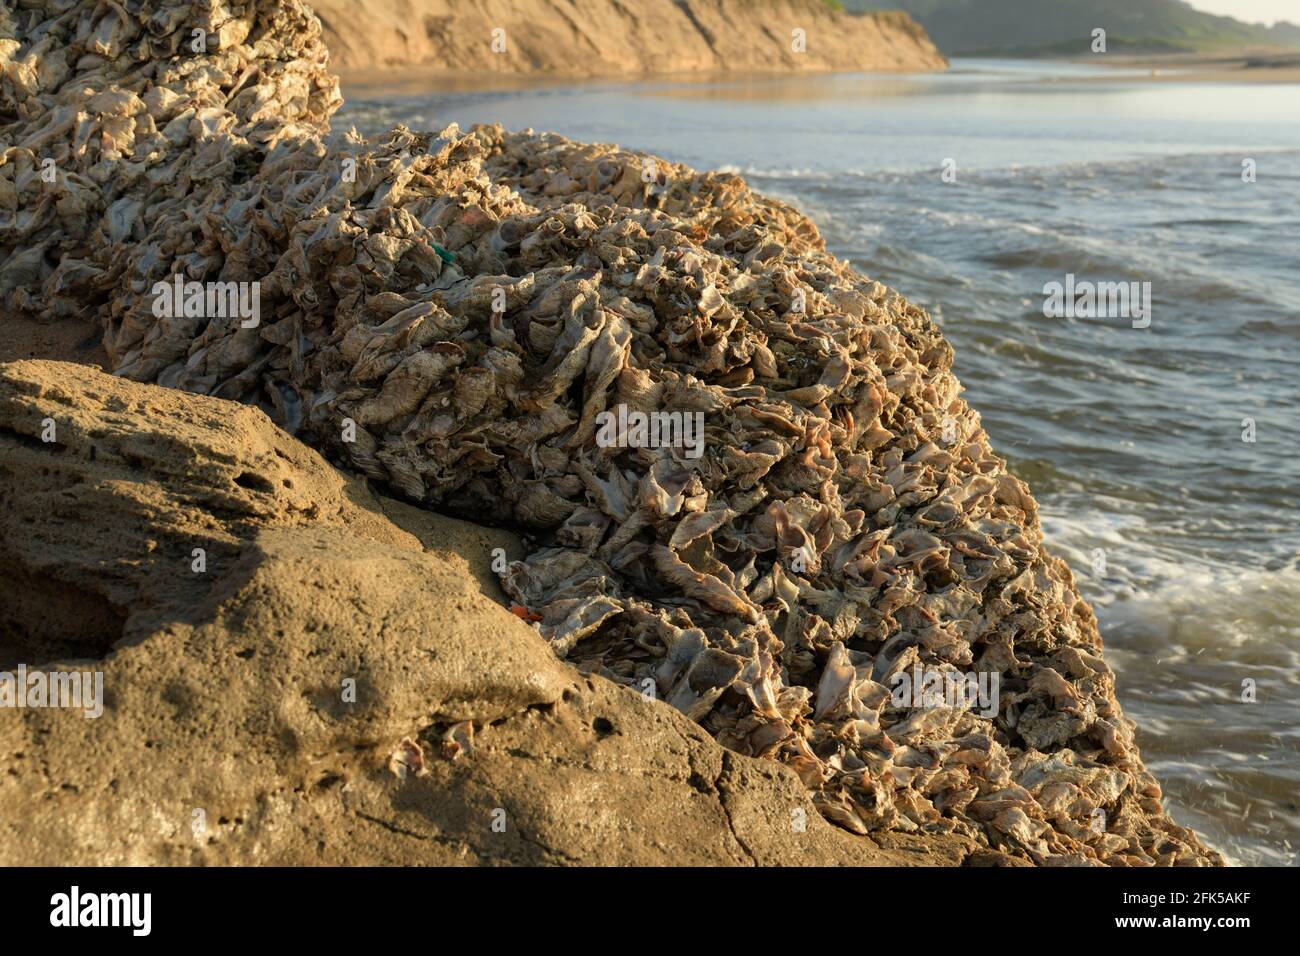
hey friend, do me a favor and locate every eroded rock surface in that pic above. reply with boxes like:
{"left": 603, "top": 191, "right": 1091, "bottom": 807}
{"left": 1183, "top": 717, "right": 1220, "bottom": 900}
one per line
{"left": 0, "top": 0, "right": 1221, "bottom": 864}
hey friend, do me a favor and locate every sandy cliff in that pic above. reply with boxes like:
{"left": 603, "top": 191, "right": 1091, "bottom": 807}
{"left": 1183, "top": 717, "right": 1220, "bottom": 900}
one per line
{"left": 309, "top": 0, "right": 947, "bottom": 75}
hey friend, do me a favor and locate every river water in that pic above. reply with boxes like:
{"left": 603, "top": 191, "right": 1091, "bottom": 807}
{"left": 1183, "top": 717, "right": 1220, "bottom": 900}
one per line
{"left": 338, "top": 60, "right": 1300, "bottom": 866}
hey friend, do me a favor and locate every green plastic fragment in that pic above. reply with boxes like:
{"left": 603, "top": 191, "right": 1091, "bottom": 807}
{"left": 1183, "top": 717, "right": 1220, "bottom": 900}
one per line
{"left": 433, "top": 243, "right": 454, "bottom": 264}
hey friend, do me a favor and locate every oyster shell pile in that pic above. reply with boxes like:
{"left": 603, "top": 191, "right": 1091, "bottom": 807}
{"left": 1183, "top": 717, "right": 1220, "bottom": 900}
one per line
{"left": 0, "top": 0, "right": 1220, "bottom": 865}
{"left": 0, "top": 0, "right": 340, "bottom": 318}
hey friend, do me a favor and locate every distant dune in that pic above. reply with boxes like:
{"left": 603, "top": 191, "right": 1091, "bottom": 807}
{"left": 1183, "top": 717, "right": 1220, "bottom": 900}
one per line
{"left": 309, "top": 0, "right": 947, "bottom": 76}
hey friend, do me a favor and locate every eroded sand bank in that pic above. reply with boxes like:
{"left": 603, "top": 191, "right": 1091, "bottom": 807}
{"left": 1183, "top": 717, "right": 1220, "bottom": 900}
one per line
{"left": 310, "top": 0, "right": 947, "bottom": 77}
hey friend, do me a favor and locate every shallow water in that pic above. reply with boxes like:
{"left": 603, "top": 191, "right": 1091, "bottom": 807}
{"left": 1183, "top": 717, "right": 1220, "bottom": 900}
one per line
{"left": 339, "top": 59, "right": 1300, "bottom": 866}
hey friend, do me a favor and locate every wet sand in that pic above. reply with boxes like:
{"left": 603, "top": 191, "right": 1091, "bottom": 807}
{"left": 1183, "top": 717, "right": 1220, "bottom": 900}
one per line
{"left": 1069, "top": 51, "right": 1300, "bottom": 84}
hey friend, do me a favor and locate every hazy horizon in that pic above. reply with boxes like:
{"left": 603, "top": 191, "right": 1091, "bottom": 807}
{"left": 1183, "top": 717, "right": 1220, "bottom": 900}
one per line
{"left": 1186, "top": 0, "right": 1300, "bottom": 26}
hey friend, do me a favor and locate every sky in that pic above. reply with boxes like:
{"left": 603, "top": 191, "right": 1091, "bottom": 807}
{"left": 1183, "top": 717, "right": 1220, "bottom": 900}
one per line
{"left": 1185, "top": 0, "right": 1300, "bottom": 24}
